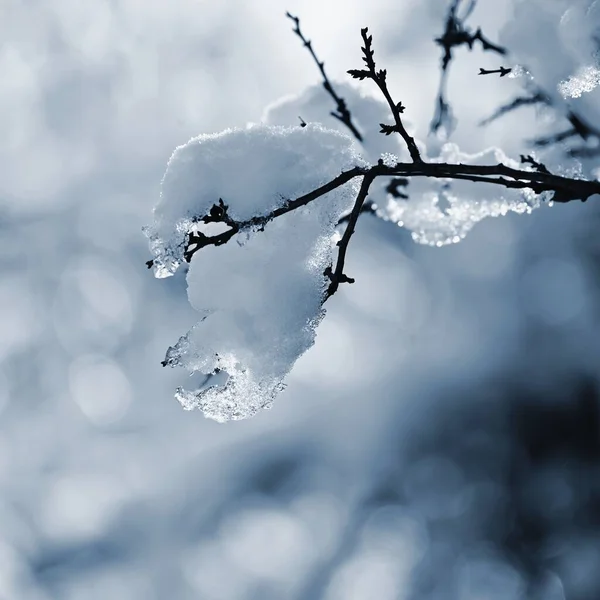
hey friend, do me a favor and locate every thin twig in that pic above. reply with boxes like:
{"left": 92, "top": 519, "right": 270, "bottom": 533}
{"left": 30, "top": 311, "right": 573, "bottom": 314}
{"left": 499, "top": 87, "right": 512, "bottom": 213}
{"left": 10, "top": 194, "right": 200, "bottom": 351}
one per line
{"left": 338, "top": 201, "right": 377, "bottom": 224}
{"left": 479, "top": 91, "right": 548, "bottom": 126}
{"left": 533, "top": 110, "right": 600, "bottom": 149}
{"left": 479, "top": 67, "right": 512, "bottom": 77}
{"left": 348, "top": 28, "right": 422, "bottom": 162}
{"left": 482, "top": 85, "right": 600, "bottom": 153}
{"left": 478, "top": 48, "right": 600, "bottom": 153}
{"left": 286, "top": 12, "right": 363, "bottom": 142}
{"left": 520, "top": 154, "right": 550, "bottom": 174}
{"left": 324, "top": 174, "right": 375, "bottom": 300}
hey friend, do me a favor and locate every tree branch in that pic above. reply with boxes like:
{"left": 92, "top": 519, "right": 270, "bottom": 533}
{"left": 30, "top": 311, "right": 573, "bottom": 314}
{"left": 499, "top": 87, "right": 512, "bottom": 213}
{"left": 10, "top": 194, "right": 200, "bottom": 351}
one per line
{"left": 338, "top": 200, "right": 378, "bottom": 224}
{"left": 149, "top": 12, "right": 600, "bottom": 303}
{"left": 348, "top": 28, "right": 422, "bottom": 162}
{"left": 324, "top": 174, "right": 375, "bottom": 300}
{"left": 286, "top": 12, "right": 363, "bottom": 142}
{"left": 479, "top": 66, "right": 512, "bottom": 77}
{"left": 165, "top": 160, "right": 600, "bottom": 269}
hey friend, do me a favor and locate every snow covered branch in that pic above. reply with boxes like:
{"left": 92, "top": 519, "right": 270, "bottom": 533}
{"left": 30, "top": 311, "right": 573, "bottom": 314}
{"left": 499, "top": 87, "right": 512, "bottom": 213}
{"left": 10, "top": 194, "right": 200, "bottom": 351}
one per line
{"left": 144, "top": 7, "right": 600, "bottom": 422}
{"left": 149, "top": 158, "right": 600, "bottom": 271}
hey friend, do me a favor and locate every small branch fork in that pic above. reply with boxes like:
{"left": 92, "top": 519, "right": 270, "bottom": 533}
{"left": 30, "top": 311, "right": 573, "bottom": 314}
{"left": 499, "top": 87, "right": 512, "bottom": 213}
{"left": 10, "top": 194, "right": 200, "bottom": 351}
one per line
{"left": 479, "top": 66, "right": 512, "bottom": 77}
{"left": 324, "top": 173, "right": 375, "bottom": 300}
{"left": 286, "top": 12, "right": 363, "bottom": 142}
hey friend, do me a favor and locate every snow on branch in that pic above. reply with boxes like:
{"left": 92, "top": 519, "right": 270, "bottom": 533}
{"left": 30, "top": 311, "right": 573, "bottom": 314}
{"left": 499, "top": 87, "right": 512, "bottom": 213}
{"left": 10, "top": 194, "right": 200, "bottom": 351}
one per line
{"left": 145, "top": 14, "right": 600, "bottom": 422}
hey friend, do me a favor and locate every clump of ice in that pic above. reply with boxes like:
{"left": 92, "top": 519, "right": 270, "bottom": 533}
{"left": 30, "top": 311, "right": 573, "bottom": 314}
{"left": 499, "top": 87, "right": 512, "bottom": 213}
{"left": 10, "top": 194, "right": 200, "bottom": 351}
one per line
{"left": 559, "top": 64, "right": 600, "bottom": 99}
{"left": 377, "top": 144, "right": 544, "bottom": 246}
{"left": 146, "top": 123, "right": 364, "bottom": 421}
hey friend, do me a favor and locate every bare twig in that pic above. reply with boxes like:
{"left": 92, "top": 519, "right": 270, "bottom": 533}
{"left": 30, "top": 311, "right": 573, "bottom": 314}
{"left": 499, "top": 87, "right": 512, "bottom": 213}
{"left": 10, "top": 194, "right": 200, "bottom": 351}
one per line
{"left": 479, "top": 91, "right": 548, "bottom": 126}
{"left": 479, "top": 66, "right": 512, "bottom": 77}
{"left": 324, "top": 174, "right": 375, "bottom": 300}
{"left": 148, "top": 15, "right": 600, "bottom": 303}
{"left": 532, "top": 110, "right": 600, "bottom": 151}
{"left": 520, "top": 154, "right": 550, "bottom": 174}
{"left": 338, "top": 201, "right": 377, "bottom": 225}
{"left": 482, "top": 85, "right": 600, "bottom": 154}
{"left": 385, "top": 177, "right": 410, "bottom": 199}
{"left": 431, "top": 0, "right": 506, "bottom": 136}
{"left": 348, "top": 28, "right": 422, "bottom": 162}
{"left": 286, "top": 12, "right": 363, "bottom": 142}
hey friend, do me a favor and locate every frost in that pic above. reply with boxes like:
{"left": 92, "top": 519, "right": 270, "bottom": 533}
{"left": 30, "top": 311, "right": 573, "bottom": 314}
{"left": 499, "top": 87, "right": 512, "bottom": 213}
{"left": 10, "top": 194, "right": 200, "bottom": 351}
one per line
{"left": 146, "top": 124, "right": 364, "bottom": 421}
{"left": 507, "top": 65, "right": 532, "bottom": 79}
{"left": 499, "top": 0, "right": 600, "bottom": 135}
{"left": 558, "top": 64, "right": 600, "bottom": 99}
{"left": 377, "top": 144, "right": 544, "bottom": 247}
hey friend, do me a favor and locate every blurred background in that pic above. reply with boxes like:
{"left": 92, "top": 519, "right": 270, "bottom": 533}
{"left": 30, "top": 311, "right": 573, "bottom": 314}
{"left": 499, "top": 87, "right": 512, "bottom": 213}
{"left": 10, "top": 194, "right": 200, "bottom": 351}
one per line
{"left": 1, "top": 0, "right": 600, "bottom": 598}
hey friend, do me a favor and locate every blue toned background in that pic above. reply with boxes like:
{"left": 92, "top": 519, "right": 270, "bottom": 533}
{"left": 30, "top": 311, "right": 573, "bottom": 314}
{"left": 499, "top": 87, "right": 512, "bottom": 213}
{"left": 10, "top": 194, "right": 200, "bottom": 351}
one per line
{"left": 2, "top": 0, "right": 600, "bottom": 598}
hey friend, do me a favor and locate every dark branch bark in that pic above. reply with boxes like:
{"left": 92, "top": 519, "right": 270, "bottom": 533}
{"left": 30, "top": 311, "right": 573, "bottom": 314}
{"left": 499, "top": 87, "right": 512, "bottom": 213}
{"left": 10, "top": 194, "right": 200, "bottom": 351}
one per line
{"left": 374, "top": 161, "right": 600, "bottom": 204}
{"left": 286, "top": 12, "right": 363, "bottom": 142}
{"left": 324, "top": 174, "right": 375, "bottom": 300}
{"left": 479, "top": 67, "right": 512, "bottom": 77}
{"left": 478, "top": 50, "right": 600, "bottom": 153}
{"left": 169, "top": 160, "right": 600, "bottom": 270}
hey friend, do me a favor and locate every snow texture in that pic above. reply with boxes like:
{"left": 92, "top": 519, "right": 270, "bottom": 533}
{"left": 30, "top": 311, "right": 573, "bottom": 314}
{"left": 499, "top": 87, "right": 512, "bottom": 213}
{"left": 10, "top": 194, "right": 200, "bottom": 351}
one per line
{"left": 146, "top": 123, "right": 362, "bottom": 278}
{"left": 377, "top": 145, "right": 545, "bottom": 247}
{"left": 559, "top": 63, "right": 600, "bottom": 99}
{"left": 262, "top": 81, "right": 420, "bottom": 210}
{"left": 146, "top": 0, "right": 600, "bottom": 421}
{"left": 262, "top": 82, "right": 539, "bottom": 247}
{"left": 146, "top": 123, "right": 364, "bottom": 421}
